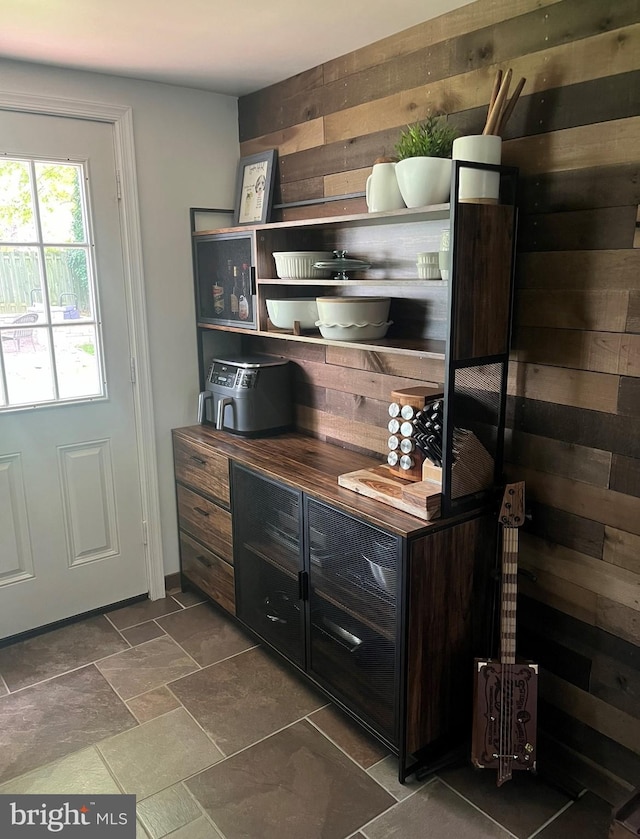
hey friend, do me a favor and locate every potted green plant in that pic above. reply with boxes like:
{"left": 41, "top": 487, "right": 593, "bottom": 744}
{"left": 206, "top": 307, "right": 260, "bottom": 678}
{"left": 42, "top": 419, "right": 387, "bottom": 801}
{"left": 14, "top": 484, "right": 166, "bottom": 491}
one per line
{"left": 394, "top": 114, "right": 458, "bottom": 208}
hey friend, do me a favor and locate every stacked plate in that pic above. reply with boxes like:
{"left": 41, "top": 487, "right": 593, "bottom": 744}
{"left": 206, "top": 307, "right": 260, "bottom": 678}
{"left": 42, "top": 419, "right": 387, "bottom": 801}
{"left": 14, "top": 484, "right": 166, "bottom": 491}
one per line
{"left": 315, "top": 297, "right": 391, "bottom": 341}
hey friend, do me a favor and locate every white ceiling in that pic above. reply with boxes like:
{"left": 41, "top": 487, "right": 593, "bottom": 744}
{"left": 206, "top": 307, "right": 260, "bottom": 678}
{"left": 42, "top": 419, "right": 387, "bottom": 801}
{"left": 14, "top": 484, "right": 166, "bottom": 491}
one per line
{"left": 0, "top": 0, "right": 474, "bottom": 97}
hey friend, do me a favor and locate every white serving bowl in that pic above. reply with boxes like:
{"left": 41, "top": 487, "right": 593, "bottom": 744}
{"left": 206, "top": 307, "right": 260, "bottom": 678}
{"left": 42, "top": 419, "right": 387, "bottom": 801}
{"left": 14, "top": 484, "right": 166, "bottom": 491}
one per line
{"left": 316, "top": 296, "right": 391, "bottom": 325}
{"left": 315, "top": 320, "right": 392, "bottom": 341}
{"left": 273, "top": 251, "right": 334, "bottom": 279}
{"left": 266, "top": 298, "right": 319, "bottom": 330}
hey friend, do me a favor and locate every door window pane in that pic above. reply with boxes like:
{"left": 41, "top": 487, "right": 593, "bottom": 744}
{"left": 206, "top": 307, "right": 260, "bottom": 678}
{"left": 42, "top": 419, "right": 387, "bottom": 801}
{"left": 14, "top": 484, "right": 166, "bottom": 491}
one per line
{"left": 4, "top": 327, "right": 54, "bottom": 405}
{"left": 0, "top": 157, "right": 105, "bottom": 411}
{"left": 35, "top": 162, "right": 87, "bottom": 244}
{"left": 0, "top": 159, "right": 37, "bottom": 242}
{"left": 53, "top": 325, "right": 102, "bottom": 400}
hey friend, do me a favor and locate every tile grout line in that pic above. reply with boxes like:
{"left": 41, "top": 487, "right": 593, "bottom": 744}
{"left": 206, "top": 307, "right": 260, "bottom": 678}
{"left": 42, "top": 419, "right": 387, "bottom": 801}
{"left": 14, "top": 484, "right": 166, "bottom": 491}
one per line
{"left": 180, "top": 778, "right": 229, "bottom": 839}
{"left": 102, "top": 612, "right": 134, "bottom": 647}
{"left": 0, "top": 671, "right": 9, "bottom": 695}
{"left": 437, "top": 777, "right": 521, "bottom": 838}
{"left": 356, "top": 775, "right": 441, "bottom": 839}
{"left": 526, "top": 798, "right": 577, "bottom": 839}
{"left": 304, "top": 716, "right": 395, "bottom": 792}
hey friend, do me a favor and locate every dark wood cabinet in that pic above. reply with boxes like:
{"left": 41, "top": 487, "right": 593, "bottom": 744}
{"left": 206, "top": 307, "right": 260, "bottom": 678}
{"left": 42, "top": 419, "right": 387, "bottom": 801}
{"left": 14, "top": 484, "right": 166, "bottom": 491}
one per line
{"left": 172, "top": 426, "right": 496, "bottom": 780}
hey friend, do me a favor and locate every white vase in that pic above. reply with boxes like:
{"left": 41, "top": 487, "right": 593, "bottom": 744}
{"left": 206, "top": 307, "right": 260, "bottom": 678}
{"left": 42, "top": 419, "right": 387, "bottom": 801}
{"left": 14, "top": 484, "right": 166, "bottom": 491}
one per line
{"left": 395, "top": 157, "right": 452, "bottom": 209}
{"left": 452, "top": 135, "right": 502, "bottom": 203}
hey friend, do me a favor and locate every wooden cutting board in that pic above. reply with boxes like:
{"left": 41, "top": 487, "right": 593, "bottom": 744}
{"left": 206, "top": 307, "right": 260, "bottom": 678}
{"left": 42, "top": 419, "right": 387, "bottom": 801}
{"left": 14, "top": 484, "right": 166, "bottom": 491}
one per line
{"left": 338, "top": 465, "right": 441, "bottom": 520}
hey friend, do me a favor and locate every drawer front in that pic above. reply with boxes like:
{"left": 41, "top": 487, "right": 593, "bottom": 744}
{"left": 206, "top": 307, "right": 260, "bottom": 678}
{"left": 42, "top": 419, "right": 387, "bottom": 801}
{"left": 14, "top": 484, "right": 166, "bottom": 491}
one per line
{"left": 180, "top": 531, "right": 235, "bottom": 614}
{"left": 177, "top": 484, "right": 233, "bottom": 563}
{"left": 174, "top": 435, "right": 230, "bottom": 506}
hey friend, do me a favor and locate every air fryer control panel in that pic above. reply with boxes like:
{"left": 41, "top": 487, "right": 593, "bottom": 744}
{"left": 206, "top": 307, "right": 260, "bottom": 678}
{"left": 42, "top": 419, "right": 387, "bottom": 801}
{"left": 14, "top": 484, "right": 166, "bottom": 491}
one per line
{"left": 207, "top": 361, "right": 257, "bottom": 390}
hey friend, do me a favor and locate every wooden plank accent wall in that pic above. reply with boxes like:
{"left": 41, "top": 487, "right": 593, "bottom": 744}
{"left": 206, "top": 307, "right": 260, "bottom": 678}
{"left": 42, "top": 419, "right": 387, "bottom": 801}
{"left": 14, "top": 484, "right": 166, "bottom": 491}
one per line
{"left": 237, "top": 0, "right": 640, "bottom": 801}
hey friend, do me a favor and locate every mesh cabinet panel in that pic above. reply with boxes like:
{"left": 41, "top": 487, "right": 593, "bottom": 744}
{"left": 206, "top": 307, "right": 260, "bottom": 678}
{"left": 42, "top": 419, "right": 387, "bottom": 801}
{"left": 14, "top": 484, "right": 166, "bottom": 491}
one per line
{"left": 232, "top": 464, "right": 305, "bottom": 666}
{"left": 449, "top": 361, "right": 503, "bottom": 502}
{"left": 306, "top": 499, "right": 400, "bottom": 740}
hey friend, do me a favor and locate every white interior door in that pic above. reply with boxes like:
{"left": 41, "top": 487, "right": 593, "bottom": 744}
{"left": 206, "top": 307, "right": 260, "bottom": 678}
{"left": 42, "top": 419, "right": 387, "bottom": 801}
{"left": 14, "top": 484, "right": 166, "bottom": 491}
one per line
{"left": 0, "top": 110, "right": 148, "bottom": 639}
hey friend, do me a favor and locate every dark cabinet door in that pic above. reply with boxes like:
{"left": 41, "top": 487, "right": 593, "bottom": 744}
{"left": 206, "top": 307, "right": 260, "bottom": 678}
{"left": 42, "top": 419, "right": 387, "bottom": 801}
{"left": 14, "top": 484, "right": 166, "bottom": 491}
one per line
{"left": 232, "top": 464, "right": 305, "bottom": 666}
{"left": 306, "top": 498, "right": 401, "bottom": 742}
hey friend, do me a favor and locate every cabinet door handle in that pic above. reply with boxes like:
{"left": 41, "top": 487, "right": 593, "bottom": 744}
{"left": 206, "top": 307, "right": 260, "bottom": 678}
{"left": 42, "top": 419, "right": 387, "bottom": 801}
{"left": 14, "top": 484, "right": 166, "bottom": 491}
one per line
{"left": 190, "top": 455, "right": 207, "bottom": 465}
{"left": 194, "top": 506, "right": 210, "bottom": 517}
{"left": 298, "top": 570, "right": 309, "bottom": 601}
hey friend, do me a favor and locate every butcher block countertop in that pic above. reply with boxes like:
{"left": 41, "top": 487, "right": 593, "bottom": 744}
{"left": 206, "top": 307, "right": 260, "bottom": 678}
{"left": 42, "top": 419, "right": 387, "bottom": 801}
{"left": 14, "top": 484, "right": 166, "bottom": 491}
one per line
{"left": 172, "top": 425, "right": 481, "bottom": 539}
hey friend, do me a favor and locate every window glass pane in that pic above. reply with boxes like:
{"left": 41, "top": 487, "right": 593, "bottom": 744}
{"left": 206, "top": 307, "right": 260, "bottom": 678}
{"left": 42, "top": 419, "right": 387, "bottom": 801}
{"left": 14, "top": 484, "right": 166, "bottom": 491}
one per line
{"left": 0, "top": 159, "right": 37, "bottom": 242}
{"left": 0, "top": 246, "right": 44, "bottom": 319}
{"left": 44, "top": 246, "right": 94, "bottom": 321}
{"left": 35, "top": 162, "right": 86, "bottom": 244}
{"left": 53, "top": 325, "right": 102, "bottom": 400}
{"left": 4, "top": 326, "right": 55, "bottom": 405}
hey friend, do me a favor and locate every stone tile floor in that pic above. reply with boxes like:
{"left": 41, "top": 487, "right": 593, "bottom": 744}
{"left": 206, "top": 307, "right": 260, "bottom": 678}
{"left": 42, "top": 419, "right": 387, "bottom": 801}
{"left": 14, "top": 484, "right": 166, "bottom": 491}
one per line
{"left": 0, "top": 592, "right": 615, "bottom": 839}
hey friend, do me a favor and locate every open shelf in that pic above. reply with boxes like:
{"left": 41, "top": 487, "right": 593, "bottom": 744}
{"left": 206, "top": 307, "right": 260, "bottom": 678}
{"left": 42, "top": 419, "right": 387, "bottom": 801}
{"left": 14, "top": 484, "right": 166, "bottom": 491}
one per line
{"left": 257, "top": 278, "right": 448, "bottom": 288}
{"left": 196, "top": 321, "right": 446, "bottom": 358}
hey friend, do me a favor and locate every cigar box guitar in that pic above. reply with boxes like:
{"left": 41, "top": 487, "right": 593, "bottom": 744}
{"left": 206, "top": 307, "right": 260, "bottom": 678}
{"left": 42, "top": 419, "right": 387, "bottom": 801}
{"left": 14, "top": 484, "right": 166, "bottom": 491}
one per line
{"left": 471, "top": 482, "right": 538, "bottom": 786}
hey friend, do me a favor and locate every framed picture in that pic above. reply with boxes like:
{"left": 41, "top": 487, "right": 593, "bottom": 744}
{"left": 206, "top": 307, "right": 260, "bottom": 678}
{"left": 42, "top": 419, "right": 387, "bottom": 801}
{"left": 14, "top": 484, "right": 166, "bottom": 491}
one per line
{"left": 233, "top": 150, "right": 277, "bottom": 226}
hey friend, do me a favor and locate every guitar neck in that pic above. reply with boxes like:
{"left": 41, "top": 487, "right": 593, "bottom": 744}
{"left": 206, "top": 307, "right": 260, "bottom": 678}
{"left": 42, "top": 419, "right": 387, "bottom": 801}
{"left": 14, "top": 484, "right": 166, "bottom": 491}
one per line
{"left": 500, "top": 526, "right": 519, "bottom": 665}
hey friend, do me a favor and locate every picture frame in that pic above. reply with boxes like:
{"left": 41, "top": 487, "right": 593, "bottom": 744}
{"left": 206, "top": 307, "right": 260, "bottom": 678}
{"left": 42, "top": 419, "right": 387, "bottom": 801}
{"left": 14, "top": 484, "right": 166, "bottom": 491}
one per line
{"left": 233, "top": 149, "right": 277, "bottom": 226}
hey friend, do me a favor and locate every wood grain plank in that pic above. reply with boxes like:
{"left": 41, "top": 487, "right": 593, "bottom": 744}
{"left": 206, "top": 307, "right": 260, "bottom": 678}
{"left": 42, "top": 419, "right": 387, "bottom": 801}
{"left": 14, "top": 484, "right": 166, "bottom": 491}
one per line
{"left": 324, "top": 26, "right": 640, "bottom": 144}
{"left": 294, "top": 357, "right": 435, "bottom": 403}
{"left": 598, "top": 596, "right": 640, "bottom": 647}
{"left": 618, "top": 376, "right": 640, "bottom": 417}
{"left": 517, "top": 250, "right": 640, "bottom": 290}
{"left": 508, "top": 396, "right": 640, "bottom": 459}
{"left": 541, "top": 671, "right": 640, "bottom": 755}
{"left": 511, "top": 327, "right": 622, "bottom": 375}
{"left": 238, "top": 66, "right": 324, "bottom": 142}
{"left": 514, "top": 466, "right": 640, "bottom": 537}
{"left": 603, "top": 526, "right": 640, "bottom": 575}
{"left": 280, "top": 176, "right": 324, "bottom": 205}
{"left": 518, "top": 206, "right": 638, "bottom": 252}
{"left": 520, "top": 501, "right": 604, "bottom": 559}
{"left": 520, "top": 533, "right": 640, "bottom": 614}
{"left": 296, "top": 404, "right": 387, "bottom": 456}
{"left": 515, "top": 290, "right": 630, "bottom": 332}
{"left": 610, "top": 454, "right": 640, "bottom": 498}
{"left": 279, "top": 198, "right": 367, "bottom": 222}
{"left": 590, "top": 654, "right": 640, "bottom": 719}
{"left": 322, "top": 0, "right": 563, "bottom": 83}
{"left": 519, "top": 162, "right": 640, "bottom": 214}
{"left": 324, "top": 389, "right": 389, "bottom": 427}
{"left": 626, "top": 290, "right": 640, "bottom": 333}
{"left": 508, "top": 362, "right": 620, "bottom": 413}
{"left": 325, "top": 345, "right": 446, "bottom": 383}
{"left": 321, "top": 0, "right": 640, "bottom": 118}
{"left": 240, "top": 118, "right": 324, "bottom": 158}
{"left": 506, "top": 429, "right": 611, "bottom": 487}
{"left": 518, "top": 567, "right": 598, "bottom": 626}
{"left": 502, "top": 116, "right": 640, "bottom": 176}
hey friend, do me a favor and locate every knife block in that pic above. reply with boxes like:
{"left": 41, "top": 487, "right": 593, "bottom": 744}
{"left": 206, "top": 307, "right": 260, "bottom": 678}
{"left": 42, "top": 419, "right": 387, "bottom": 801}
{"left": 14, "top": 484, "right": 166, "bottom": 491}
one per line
{"left": 421, "top": 429, "right": 494, "bottom": 494}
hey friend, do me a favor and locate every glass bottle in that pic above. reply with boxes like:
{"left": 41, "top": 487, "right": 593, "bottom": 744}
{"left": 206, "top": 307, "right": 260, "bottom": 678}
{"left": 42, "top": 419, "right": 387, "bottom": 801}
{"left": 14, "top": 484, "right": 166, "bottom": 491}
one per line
{"left": 239, "top": 263, "right": 250, "bottom": 321}
{"left": 230, "top": 266, "right": 240, "bottom": 317}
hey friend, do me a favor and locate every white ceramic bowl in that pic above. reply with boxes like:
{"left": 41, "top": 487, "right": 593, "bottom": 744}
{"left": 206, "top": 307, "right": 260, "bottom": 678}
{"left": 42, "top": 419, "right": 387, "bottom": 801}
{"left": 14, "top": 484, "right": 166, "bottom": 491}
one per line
{"left": 315, "top": 320, "right": 392, "bottom": 341}
{"left": 266, "top": 298, "right": 319, "bottom": 330}
{"left": 316, "top": 296, "right": 391, "bottom": 325}
{"left": 273, "top": 251, "right": 334, "bottom": 279}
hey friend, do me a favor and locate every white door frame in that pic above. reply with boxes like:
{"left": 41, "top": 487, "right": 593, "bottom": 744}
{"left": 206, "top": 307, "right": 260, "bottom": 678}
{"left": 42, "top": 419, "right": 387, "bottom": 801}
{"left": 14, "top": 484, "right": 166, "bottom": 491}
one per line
{"left": 0, "top": 90, "right": 165, "bottom": 601}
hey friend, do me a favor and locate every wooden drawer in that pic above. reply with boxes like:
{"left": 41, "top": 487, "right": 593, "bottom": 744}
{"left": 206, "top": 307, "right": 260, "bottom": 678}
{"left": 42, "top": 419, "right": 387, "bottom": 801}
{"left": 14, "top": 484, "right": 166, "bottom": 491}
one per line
{"left": 177, "top": 484, "right": 233, "bottom": 563}
{"left": 174, "top": 435, "right": 230, "bottom": 506}
{"left": 180, "top": 531, "right": 235, "bottom": 614}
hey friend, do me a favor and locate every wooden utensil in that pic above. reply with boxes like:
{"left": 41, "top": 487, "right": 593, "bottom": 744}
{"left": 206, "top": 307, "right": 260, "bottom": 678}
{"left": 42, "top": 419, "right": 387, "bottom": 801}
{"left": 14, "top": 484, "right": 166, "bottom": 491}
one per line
{"left": 496, "top": 76, "right": 526, "bottom": 136}
{"left": 483, "top": 68, "right": 512, "bottom": 136}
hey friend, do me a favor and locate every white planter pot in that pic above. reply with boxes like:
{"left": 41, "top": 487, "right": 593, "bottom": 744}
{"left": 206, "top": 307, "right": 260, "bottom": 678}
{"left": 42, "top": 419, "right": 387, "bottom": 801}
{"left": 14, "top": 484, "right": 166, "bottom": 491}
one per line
{"left": 395, "top": 157, "right": 452, "bottom": 209}
{"left": 452, "top": 134, "right": 502, "bottom": 203}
